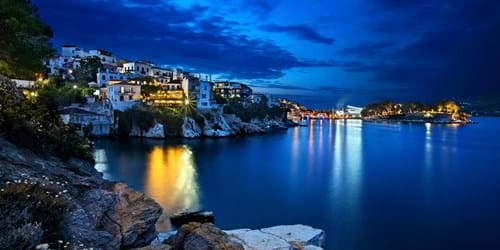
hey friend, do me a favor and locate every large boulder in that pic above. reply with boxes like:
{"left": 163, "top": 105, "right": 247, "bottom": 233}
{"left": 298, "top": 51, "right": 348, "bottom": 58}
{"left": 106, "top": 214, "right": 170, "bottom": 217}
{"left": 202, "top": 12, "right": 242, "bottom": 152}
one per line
{"left": 165, "top": 223, "right": 244, "bottom": 250}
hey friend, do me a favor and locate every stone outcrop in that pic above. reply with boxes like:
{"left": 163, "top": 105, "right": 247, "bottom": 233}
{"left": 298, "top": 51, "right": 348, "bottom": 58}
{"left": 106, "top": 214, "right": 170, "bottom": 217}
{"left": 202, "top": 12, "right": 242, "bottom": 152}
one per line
{"left": 225, "top": 225, "right": 326, "bottom": 250}
{"left": 181, "top": 117, "right": 202, "bottom": 138}
{"left": 202, "top": 113, "right": 235, "bottom": 137}
{"left": 223, "top": 115, "right": 268, "bottom": 134}
{"left": 130, "top": 123, "right": 166, "bottom": 138}
{"left": 164, "top": 223, "right": 244, "bottom": 250}
{"left": 0, "top": 138, "right": 162, "bottom": 249}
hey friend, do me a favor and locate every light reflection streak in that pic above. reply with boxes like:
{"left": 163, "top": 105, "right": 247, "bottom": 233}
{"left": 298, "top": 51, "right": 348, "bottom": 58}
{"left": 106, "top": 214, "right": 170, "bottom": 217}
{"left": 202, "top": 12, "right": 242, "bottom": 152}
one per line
{"left": 93, "top": 149, "right": 110, "bottom": 179}
{"left": 331, "top": 119, "right": 363, "bottom": 228}
{"left": 145, "top": 145, "right": 199, "bottom": 231}
{"left": 291, "top": 127, "right": 300, "bottom": 173}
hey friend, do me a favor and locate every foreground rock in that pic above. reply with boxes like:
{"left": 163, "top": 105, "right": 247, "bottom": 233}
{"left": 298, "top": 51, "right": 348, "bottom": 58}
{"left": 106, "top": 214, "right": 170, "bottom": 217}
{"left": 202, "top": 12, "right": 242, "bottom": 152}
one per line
{"left": 164, "top": 223, "right": 244, "bottom": 250}
{"left": 226, "top": 225, "right": 326, "bottom": 250}
{"left": 170, "top": 210, "right": 215, "bottom": 227}
{"left": 161, "top": 223, "right": 325, "bottom": 250}
{"left": 0, "top": 138, "right": 162, "bottom": 249}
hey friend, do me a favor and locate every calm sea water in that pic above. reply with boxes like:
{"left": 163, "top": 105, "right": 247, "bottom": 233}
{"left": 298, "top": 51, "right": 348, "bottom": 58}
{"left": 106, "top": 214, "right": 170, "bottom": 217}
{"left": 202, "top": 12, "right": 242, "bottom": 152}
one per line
{"left": 94, "top": 118, "right": 500, "bottom": 250}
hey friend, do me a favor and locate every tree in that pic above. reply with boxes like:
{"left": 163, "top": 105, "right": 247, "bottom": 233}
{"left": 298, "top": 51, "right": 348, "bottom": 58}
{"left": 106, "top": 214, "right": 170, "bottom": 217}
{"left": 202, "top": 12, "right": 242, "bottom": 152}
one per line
{"left": 73, "top": 57, "right": 102, "bottom": 84}
{"left": 0, "top": 0, "right": 54, "bottom": 79}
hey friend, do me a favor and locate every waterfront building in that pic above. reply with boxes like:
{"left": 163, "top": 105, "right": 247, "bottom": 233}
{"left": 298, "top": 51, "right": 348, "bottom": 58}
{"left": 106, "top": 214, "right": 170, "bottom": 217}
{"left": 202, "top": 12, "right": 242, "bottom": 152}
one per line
{"left": 213, "top": 81, "right": 252, "bottom": 99}
{"left": 106, "top": 81, "right": 142, "bottom": 111}
{"left": 197, "top": 80, "right": 214, "bottom": 109}
{"left": 182, "top": 77, "right": 215, "bottom": 109}
{"left": 147, "top": 90, "right": 185, "bottom": 106}
{"left": 59, "top": 100, "right": 114, "bottom": 136}
{"left": 164, "top": 80, "right": 183, "bottom": 90}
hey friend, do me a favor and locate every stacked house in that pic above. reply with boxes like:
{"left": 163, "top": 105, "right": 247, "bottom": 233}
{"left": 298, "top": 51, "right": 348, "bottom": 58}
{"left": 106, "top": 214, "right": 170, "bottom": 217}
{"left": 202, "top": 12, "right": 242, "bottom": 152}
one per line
{"left": 213, "top": 81, "right": 252, "bottom": 100}
{"left": 59, "top": 99, "right": 114, "bottom": 136}
{"left": 45, "top": 45, "right": 255, "bottom": 112}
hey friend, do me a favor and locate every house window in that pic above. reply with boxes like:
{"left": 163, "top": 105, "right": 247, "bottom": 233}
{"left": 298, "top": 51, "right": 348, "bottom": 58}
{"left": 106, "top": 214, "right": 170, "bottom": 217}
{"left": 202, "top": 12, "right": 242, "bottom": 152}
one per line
{"left": 129, "top": 95, "right": 133, "bottom": 100}
{"left": 201, "top": 94, "right": 206, "bottom": 99}
{"left": 102, "top": 75, "right": 106, "bottom": 80}
{"left": 120, "top": 96, "right": 124, "bottom": 101}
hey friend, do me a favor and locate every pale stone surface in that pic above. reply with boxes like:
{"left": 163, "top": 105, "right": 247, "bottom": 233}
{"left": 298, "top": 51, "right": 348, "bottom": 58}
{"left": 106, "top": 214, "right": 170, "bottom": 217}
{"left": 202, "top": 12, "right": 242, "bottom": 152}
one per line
{"left": 130, "top": 123, "right": 165, "bottom": 138}
{"left": 181, "top": 117, "right": 202, "bottom": 138}
{"left": 225, "top": 225, "right": 325, "bottom": 250}
{"left": 261, "top": 225, "right": 326, "bottom": 247}
{"left": 226, "top": 229, "right": 291, "bottom": 250}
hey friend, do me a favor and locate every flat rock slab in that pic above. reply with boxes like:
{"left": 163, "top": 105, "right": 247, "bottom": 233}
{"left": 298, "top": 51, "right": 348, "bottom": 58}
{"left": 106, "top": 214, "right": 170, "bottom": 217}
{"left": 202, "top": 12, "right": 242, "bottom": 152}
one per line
{"left": 225, "top": 225, "right": 325, "bottom": 250}
{"left": 261, "top": 225, "right": 326, "bottom": 247}
{"left": 226, "top": 229, "right": 291, "bottom": 250}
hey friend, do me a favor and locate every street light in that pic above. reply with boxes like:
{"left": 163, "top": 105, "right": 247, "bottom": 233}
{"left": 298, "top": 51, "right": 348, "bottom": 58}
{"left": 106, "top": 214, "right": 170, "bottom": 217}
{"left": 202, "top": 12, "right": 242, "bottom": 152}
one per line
{"left": 73, "top": 85, "right": 78, "bottom": 89}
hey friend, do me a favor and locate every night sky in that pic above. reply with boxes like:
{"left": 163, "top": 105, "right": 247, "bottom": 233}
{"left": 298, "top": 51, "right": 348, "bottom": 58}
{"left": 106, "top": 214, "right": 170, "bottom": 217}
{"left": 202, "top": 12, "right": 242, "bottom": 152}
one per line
{"left": 33, "top": 0, "right": 500, "bottom": 108}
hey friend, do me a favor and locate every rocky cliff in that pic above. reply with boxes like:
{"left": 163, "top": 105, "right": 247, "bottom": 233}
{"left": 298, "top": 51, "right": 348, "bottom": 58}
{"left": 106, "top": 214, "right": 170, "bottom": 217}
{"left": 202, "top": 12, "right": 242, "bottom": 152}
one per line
{"left": 180, "top": 112, "right": 285, "bottom": 139}
{"left": 0, "top": 138, "right": 162, "bottom": 249}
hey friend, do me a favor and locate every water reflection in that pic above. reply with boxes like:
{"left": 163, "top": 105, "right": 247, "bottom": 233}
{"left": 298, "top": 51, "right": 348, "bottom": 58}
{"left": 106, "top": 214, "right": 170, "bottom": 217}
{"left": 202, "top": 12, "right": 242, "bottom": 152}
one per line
{"left": 93, "top": 149, "right": 110, "bottom": 179}
{"left": 331, "top": 120, "right": 363, "bottom": 229}
{"left": 145, "top": 145, "right": 199, "bottom": 231}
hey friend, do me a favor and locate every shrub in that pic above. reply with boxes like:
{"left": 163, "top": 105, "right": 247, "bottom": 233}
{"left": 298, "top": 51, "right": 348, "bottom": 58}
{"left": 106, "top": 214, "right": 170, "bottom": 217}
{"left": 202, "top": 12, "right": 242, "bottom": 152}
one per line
{"left": 0, "top": 75, "right": 93, "bottom": 161}
{"left": 0, "top": 183, "right": 71, "bottom": 249}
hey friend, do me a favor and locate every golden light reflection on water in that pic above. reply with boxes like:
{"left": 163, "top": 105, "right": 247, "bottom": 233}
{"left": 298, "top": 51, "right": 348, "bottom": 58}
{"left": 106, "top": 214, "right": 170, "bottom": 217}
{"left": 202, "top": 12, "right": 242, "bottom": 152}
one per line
{"left": 145, "top": 145, "right": 199, "bottom": 231}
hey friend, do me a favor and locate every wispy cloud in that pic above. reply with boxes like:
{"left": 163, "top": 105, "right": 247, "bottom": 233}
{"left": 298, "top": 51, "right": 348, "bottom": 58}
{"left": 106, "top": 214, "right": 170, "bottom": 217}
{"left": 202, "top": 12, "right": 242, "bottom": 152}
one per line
{"left": 260, "top": 23, "right": 335, "bottom": 45}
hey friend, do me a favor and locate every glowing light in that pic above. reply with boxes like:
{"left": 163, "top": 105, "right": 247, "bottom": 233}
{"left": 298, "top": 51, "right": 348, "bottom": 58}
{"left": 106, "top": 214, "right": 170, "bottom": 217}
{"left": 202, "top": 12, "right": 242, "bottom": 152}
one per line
{"left": 145, "top": 146, "right": 199, "bottom": 231}
{"left": 185, "top": 99, "right": 190, "bottom": 105}
{"left": 73, "top": 85, "right": 78, "bottom": 89}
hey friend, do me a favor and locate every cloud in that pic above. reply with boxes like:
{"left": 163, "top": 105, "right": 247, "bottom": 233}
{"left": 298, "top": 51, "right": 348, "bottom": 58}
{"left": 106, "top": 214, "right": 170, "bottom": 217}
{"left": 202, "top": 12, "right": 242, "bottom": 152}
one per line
{"left": 260, "top": 23, "right": 335, "bottom": 45}
{"left": 335, "top": 0, "right": 500, "bottom": 99}
{"left": 338, "top": 41, "right": 393, "bottom": 57}
{"left": 32, "top": 0, "right": 331, "bottom": 79}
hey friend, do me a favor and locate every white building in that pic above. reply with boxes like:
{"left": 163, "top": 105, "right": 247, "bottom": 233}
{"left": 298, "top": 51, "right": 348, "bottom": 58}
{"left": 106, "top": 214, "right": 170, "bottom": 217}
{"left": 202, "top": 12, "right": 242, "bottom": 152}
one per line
{"left": 89, "top": 49, "right": 116, "bottom": 66}
{"left": 59, "top": 101, "right": 114, "bottom": 136}
{"left": 61, "top": 45, "right": 89, "bottom": 58}
{"left": 197, "top": 80, "right": 214, "bottom": 109}
{"left": 249, "top": 93, "right": 279, "bottom": 107}
{"left": 11, "top": 79, "right": 36, "bottom": 89}
{"left": 47, "top": 45, "right": 116, "bottom": 77}
{"left": 122, "top": 61, "right": 153, "bottom": 76}
{"left": 106, "top": 81, "right": 142, "bottom": 111}
{"left": 97, "top": 65, "right": 127, "bottom": 87}
{"left": 181, "top": 77, "right": 214, "bottom": 109}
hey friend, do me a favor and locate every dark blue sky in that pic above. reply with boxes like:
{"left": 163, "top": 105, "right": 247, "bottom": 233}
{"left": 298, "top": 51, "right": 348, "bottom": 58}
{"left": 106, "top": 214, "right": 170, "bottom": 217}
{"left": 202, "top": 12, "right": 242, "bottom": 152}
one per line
{"left": 33, "top": 0, "right": 500, "bottom": 108}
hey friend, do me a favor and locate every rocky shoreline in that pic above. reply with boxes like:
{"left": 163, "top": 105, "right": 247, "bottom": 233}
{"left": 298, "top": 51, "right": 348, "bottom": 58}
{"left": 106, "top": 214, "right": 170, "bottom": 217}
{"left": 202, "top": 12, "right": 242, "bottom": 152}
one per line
{"left": 129, "top": 112, "right": 286, "bottom": 139}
